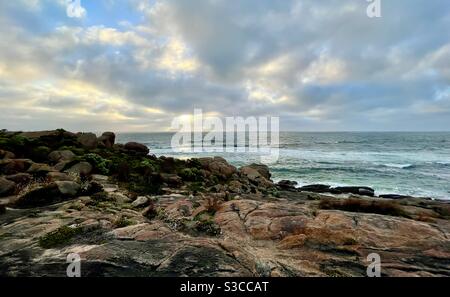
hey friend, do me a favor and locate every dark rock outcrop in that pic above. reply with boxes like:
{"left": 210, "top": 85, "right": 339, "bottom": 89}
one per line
{"left": 298, "top": 185, "right": 375, "bottom": 197}
{"left": 98, "top": 132, "right": 115, "bottom": 148}
{"left": 332, "top": 186, "right": 375, "bottom": 197}
{"left": 299, "top": 184, "right": 331, "bottom": 193}
{"left": 277, "top": 180, "right": 298, "bottom": 190}
{"left": 379, "top": 194, "right": 417, "bottom": 200}
{"left": 124, "top": 142, "right": 149, "bottom": 155}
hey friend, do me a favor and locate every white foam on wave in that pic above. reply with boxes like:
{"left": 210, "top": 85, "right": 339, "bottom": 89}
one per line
{"left": 382, "top": 163, "right": 414, "bottom": 169}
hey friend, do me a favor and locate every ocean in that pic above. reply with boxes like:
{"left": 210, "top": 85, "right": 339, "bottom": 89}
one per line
{"left": 116, "top": 132, "right": 450, "bottom": 200}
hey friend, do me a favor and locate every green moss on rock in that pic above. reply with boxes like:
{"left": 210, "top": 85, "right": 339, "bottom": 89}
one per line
{"left": 38, "top": 226, "right": 83, "bottom": 249}
{"left": 113, "top": 216, "right": 136, "bottom": 228}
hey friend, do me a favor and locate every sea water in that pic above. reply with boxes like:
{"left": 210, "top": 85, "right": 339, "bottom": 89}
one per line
{"left": 116, "top": 132, "right": 450, "bottom": 199}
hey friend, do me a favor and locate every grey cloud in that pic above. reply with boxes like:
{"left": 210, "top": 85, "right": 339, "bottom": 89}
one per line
{"left": 0, "top": 0, "right": 449, "bottom": 131}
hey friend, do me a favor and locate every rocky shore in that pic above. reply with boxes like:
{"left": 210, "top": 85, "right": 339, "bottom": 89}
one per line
{"left": 1, "top": 129, "right": 450, "bottom": 277}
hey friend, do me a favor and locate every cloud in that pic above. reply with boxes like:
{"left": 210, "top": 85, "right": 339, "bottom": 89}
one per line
{"left": 66, "top": 0, "right": 87, "bottom": 19}
{"left": 0, "top": 0, "right": 449, "bottom": 131}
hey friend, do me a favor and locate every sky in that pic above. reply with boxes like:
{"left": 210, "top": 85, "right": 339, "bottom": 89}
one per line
{"left": 0, "top": 0, "right": 449, "bottom": 132}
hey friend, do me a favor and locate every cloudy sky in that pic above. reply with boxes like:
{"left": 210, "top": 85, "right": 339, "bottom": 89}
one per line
{"left": 0, "top": 0, "right": 449, "bottom": 132}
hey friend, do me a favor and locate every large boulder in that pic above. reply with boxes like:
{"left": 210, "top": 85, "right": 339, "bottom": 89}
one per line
{"left": 0, "top": 177, "right": 16, "bottom": 197}
{"left": 10, "top": 181, "right": 80, "bottom": 208}
{"left": 239, "top": 165, "right": 274, "bottom": 189}
{"left": 0, "top": 159, "right": 33, "bottom": 175}
{"left": 199, "top": 157, "right": 237, "bottom": 179}
{"left": 239, "top": 166, "right": 261, "bottom": 181}
{"left": 240, "top": 164, "right": 272, "bottom": 183}
{"left": 0, "top": 149, "right": 15, "bottom": 159}
{"left": 98, "top": 132, "right": 115, "bottom": 148}
{"left": 245, "top": 164, "right": 271, "bottom": 180}
{"left": 5, "top": 173, "right": 32, "bottom": 184}
{"left": 48, "top": 150, "right": 76, "bottom": 163}
{"left": 124, "top": 142, "right": 149, "bottom": 155}
{"left": 65, "top": 162, "right": 93, "bottom": 176}
{"left": 77, "top": 133, "right": 98, "bottom": 149}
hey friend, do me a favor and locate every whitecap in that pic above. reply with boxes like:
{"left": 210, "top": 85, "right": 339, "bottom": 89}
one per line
{"left": 382, "top": 163, "right": 415, "bottom": 169}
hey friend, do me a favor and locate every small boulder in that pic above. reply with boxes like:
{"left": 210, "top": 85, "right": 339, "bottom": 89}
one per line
{"left": 0, "top": 177, "right": 16, "bottom": 197}
{"left": 108, "top": 192, "right": 131, "bottom": 204}
{"left": 48, "top": 150, "right": 76, "bottom": 163}
{"left": 124, "top": 142, "right": 149, "bottom": 155}
{"left": 27, "top": 163, "right": 54, "bottom": 174}
{"left": 65, "top": 162, "right": 93, "bottom": 176}
{"left": 55, "top": 181, "right": 81, "bottom": 196}
{"left": 91, "top": 174, "right": 109, "bottom": 182}
{"left": 77, "top": 133, "right": 98, "bottom": 149}
{"left": 98, "top": 132, "right": 115, "bottom": 148}
{"left": 131, "top": 196, "right": 150, "bottom": 208}
{"left": 277, "top": 180, "right": 298, "bottom": 190}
